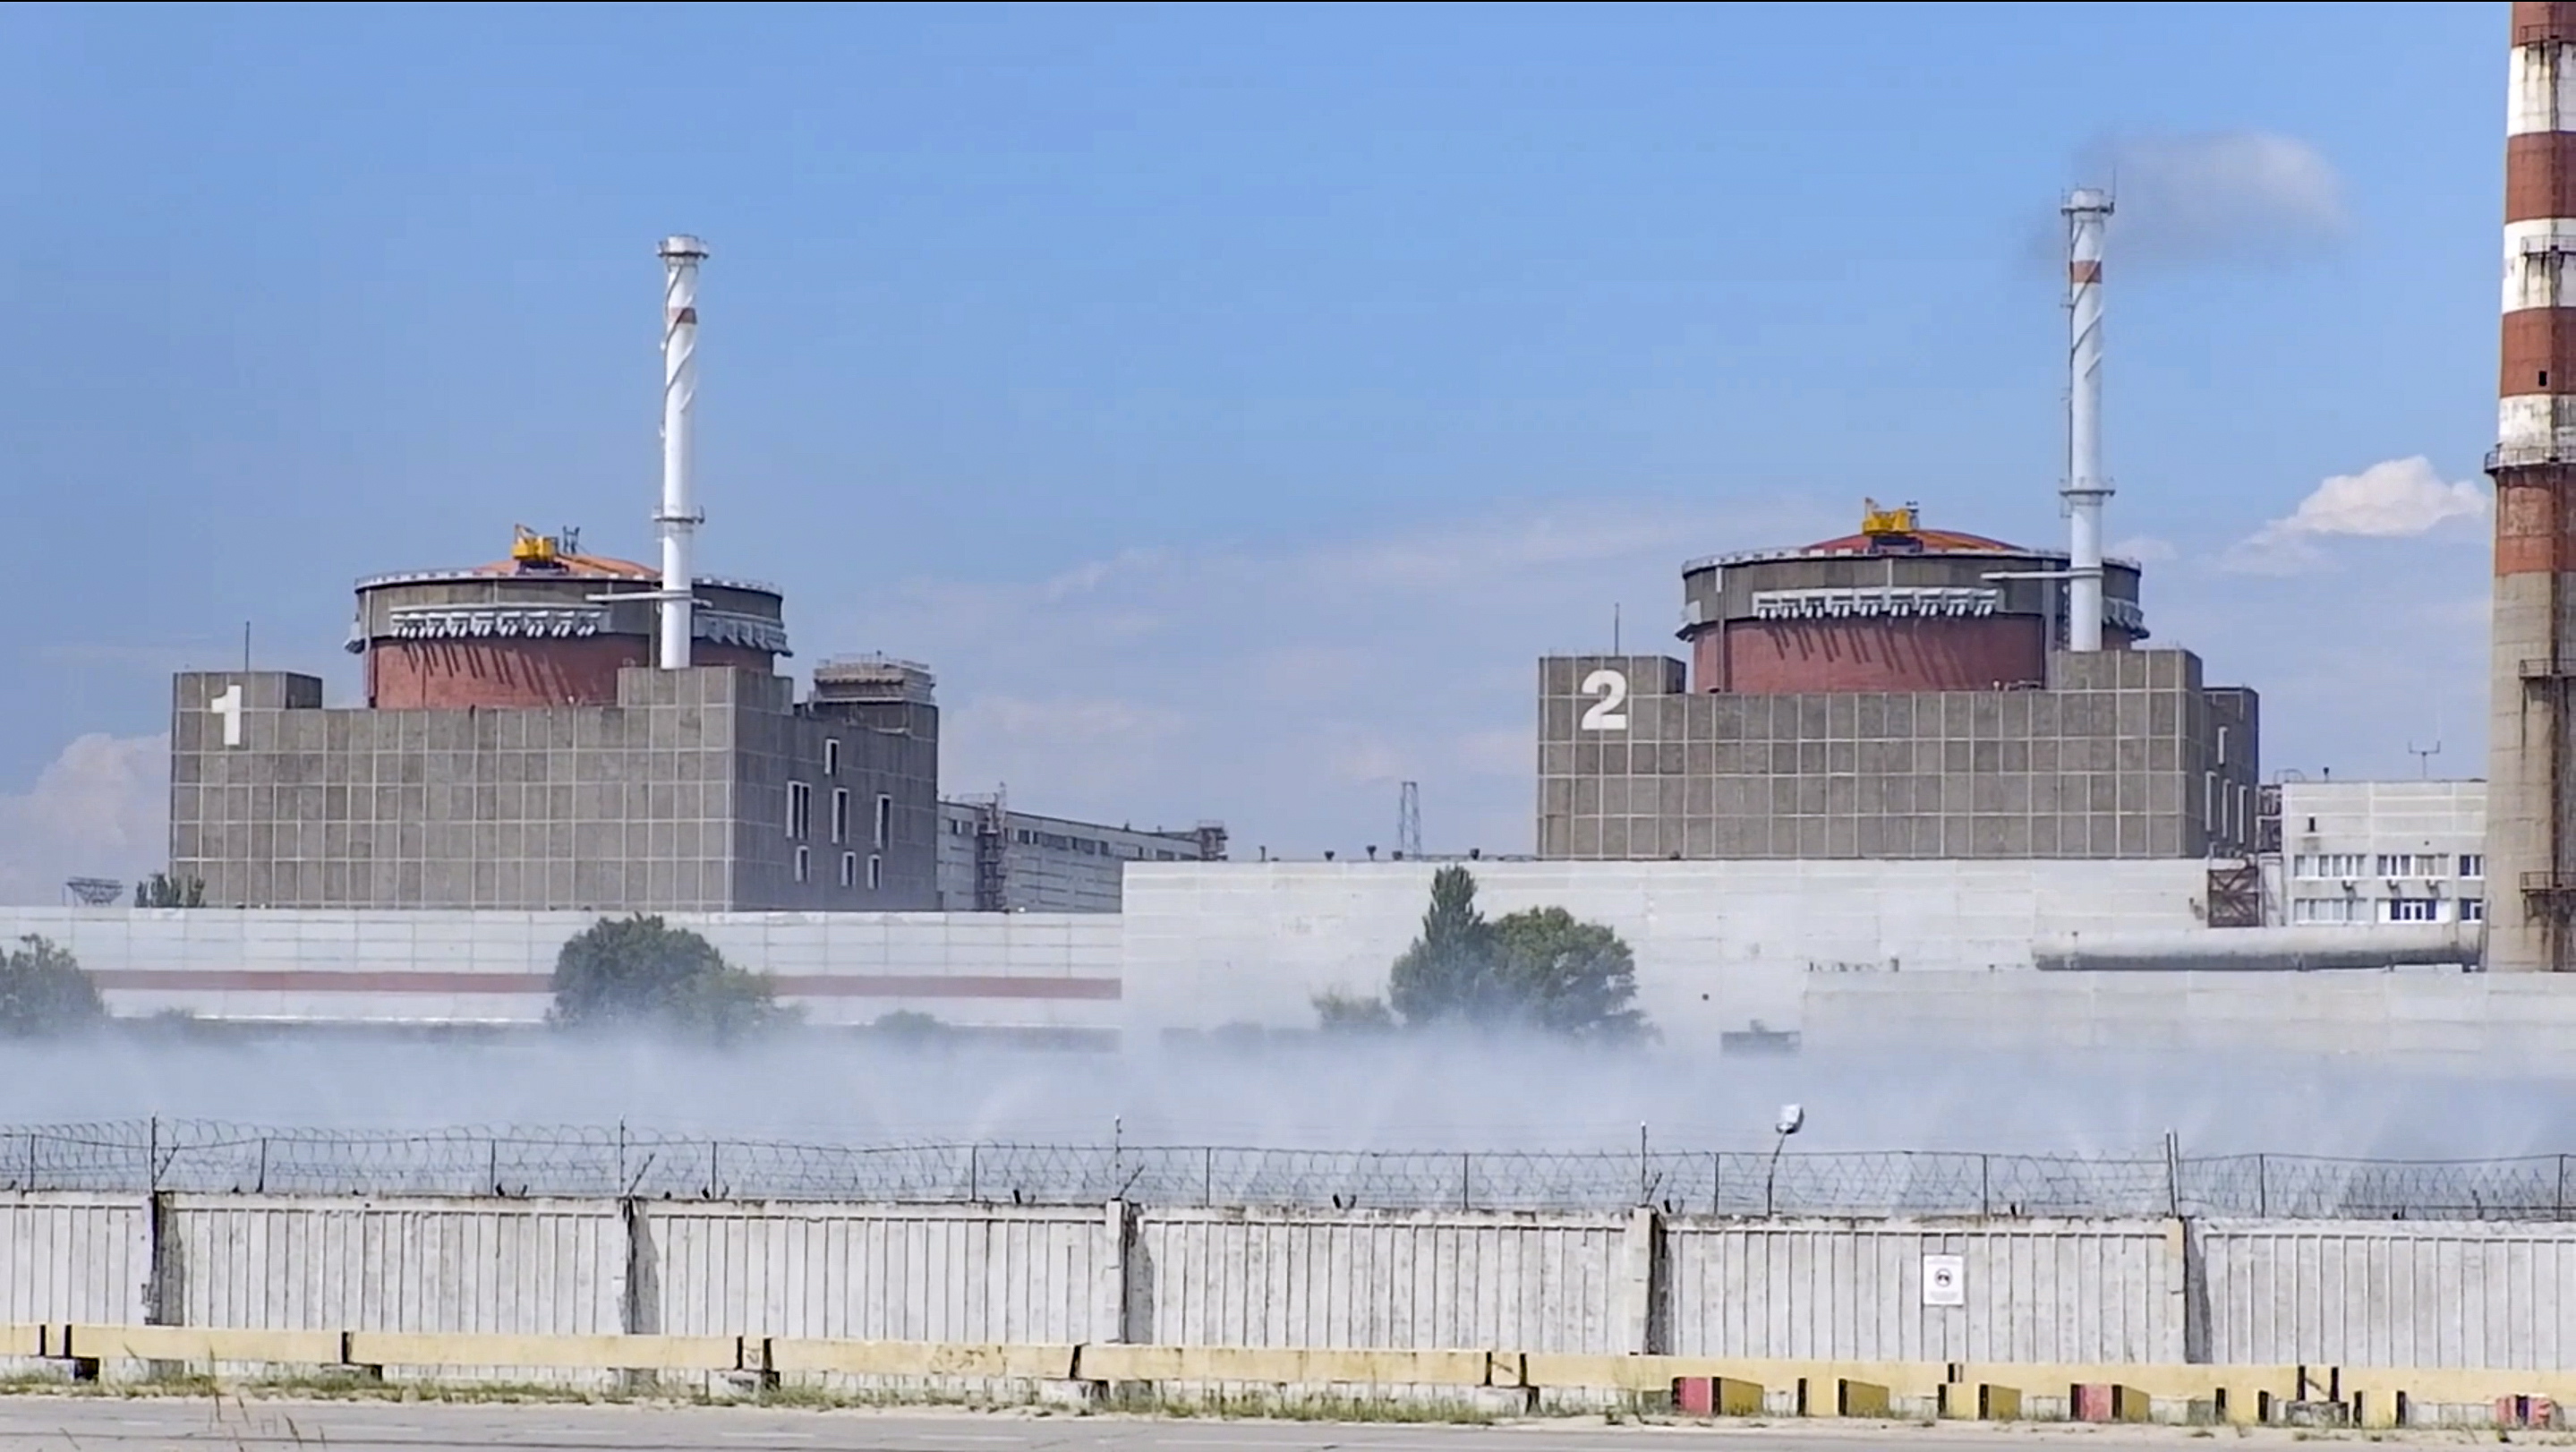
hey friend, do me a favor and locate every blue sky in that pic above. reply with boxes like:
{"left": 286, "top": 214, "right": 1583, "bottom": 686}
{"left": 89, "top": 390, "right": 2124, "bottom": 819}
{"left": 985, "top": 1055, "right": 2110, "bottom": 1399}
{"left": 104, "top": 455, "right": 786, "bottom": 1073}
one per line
{"left": 0, "top": 2, "right": 2508, "bottom": 892}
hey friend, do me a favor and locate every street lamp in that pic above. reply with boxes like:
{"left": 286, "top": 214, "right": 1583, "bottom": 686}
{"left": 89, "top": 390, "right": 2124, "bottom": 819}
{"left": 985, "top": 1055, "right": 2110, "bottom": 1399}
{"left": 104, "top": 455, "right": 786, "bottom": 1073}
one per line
{"left": 1766, "top": 1104, "right": 1804, "bottom": 1217}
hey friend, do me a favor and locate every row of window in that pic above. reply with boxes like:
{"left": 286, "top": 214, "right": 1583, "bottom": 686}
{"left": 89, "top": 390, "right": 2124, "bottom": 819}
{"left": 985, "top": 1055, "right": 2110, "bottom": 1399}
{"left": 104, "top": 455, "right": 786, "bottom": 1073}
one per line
{"left": 2290, "top": 896, "right": 2485, "bottom": 924}
{"left": 789, "top": 847, "right": 882, "bottom": 890}
{"left": 941, "top": 817, "right": 1187, "bottom": 860}
{"left": 2291, "top": 853, "right": 2483, "bottom": 880}
{"left": 786, "top": 783, "right": 892, "bottom": 849}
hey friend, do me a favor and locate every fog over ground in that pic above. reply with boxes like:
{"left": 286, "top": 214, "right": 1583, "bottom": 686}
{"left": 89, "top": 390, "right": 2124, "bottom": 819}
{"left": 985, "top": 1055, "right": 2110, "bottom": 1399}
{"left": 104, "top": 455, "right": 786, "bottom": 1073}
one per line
{"left": 4, "top": 1033, "right": 2569, "bottom": 1162}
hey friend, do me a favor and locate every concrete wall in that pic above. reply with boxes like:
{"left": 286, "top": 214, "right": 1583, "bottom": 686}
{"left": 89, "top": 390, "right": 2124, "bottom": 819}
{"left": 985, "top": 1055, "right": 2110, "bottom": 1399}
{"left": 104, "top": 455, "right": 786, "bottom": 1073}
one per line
{"left": 0, "top": 1193, "right": 148, "bottom": 1324}
{"left": 1663, "top": 1218, "right": 2176, "bottom": 1364}
{"left": 21, "top": 1193, "right": 2576, "bottom": 1372}
{"left": 1130, "top": 1209, "right": 1633, "bottom": 1354}
{"left": 170, "top": 1195, "right": 623, "bottom": 1334}
{"left": 169, "top": 665, "right": 942, "bottom": 914}
{"left": 1800, "top": 968, "right": 2576, "bottom": 1064}
{"left": 0, "top": 907, "right": 1121, "bottom": 1032}
{"left": 644, "top": 1203, "right": 1113, "bottom": 1344}
{"left": 1536, "top": 647, "right": 2261, "bottom": 861}
{"left": 1121, "top": 858, "right": 2208, "bottom": 1036}
{"left": 2199, "top": 1219, "right": 2576, "bottom": 1370}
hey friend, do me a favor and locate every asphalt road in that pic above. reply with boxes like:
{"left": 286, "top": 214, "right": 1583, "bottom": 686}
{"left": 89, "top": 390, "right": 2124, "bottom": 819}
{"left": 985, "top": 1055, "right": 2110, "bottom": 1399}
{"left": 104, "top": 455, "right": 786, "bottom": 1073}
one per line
{"left": 0, "top": 1397, "right": 2495, "bottom": 1452}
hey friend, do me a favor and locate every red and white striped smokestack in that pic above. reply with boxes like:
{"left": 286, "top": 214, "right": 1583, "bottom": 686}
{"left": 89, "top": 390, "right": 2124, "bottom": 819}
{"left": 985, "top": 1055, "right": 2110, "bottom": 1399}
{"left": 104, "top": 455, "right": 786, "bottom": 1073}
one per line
{"left": 2488, "top": 2, "right": 2576, "bottom": 970}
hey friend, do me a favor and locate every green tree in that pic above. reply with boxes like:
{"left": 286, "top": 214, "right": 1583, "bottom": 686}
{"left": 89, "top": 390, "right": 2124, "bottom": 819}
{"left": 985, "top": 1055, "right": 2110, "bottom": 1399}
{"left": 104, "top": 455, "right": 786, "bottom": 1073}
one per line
{"left": 1358, "top": 867, "right": 1650, "bottom": 1039}
{"left": 133, "top": 873, "right": 206, "bottom": 908}
{"left": 1485, "top": 906, "right": 1648, "bottom": 1042}
{"left": 1311, "top": 989, "right": 1395, "bottom": 1033}
{"left": 1386, "top": 866, "right": 1495, "bottom": 1025}
{"left": 549, "top": 916, "right": 792, "bottom": 1042}
{"left": 0, "top": 935, "right": 107, "bottom": 1038}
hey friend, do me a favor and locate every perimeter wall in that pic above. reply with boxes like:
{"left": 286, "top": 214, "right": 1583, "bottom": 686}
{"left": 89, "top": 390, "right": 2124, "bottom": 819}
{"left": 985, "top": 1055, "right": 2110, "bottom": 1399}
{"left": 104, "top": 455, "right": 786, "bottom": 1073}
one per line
{"left": 10, "top": 1192, "right": 2576, "bottom": 1370}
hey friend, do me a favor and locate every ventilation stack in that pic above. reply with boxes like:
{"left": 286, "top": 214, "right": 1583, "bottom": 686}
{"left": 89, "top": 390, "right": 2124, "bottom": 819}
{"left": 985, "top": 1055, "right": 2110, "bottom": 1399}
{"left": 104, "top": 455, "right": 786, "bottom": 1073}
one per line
{"left": 2489, "top": 3, "right": 2576, "bottom": 970}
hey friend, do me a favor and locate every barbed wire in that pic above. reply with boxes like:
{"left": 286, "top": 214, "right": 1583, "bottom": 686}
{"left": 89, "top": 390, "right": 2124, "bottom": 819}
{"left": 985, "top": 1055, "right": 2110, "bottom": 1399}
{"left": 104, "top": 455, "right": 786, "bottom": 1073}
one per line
{"left": 2, "top": 1121, "right": 2568, "bottom": 1219}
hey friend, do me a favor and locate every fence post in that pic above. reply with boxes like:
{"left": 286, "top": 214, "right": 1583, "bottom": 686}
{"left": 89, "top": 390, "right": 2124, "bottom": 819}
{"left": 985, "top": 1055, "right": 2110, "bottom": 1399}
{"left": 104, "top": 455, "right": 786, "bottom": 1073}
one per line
{"left": 1980, "top": 1153, "right": 1991, "bottom": 1217}
{"left": 2560, "top": 1154, "right": 2569, "bottom": 1219}
{"left": 2256, "top": 1153, "right": 2268, "bottom": 1217}
{"left": 1711, "top": 1151, "right": 1721, "bottom": 1217}
{"left": 148, "top": 1115, "right": 160, "bottom": 1192}
{"left": 1202, "top": 1146, "right": 1213, "bottom": 1208}
{"left": 708, "top": 1140, "right": 720, "bottom": 1200}
{"left": 1638, "top": 1123, "right": 1650, "bottom": 1207}
{"left": 256, "top": 1137, "right": 269, "bottom": 1195}
{"left": 1461, "top": 1152, "right": 1471, "bottom": 1211}
{"left": 968, "top": 1144, "right": 979, "bottom": 1204}
{"left": 617, "top": 1121, "right": 628, "bottom": 1197}
{"left": 2165, "top": 1131, "right": 2181, "bottom": 1218}
{"left": 23, "top": 1132, "right": 34, "bottom": 1192}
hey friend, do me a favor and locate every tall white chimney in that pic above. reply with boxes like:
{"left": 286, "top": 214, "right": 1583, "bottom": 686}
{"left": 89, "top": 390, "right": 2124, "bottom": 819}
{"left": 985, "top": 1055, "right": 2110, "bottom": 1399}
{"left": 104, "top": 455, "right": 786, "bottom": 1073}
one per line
{"left": 2062, "top": 189, "right": 2112, "bottom": 653}
{"left": 656, "top": 235, "right": 709, "bottom": 670}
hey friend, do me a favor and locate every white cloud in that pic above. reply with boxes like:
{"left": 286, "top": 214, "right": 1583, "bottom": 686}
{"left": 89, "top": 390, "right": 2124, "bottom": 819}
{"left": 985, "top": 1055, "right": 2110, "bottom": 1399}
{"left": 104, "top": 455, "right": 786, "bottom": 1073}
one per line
{"left": 2079, "top": 131, "right": 2348, "bottom": 268}
{"left": 2226, "top": 457, "right": 2487, "bottom": 574}
{"left": 0, "top": 733, "right": 169, "bottom": 905}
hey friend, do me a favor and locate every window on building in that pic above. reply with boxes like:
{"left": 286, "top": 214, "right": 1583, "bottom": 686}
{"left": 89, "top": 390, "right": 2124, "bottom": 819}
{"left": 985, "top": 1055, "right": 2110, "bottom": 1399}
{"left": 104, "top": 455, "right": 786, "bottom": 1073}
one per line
{"left": 2217, "top": 726, "right": 2230, "bottom": 766}
{"left": 787, "top": 782, "right": 811, "bottom": 840}
{"left": 823, "top": 739, "right": 840, "bottom": 777}
{"left": 793, "top": 846, "right": 810, "bottom": 884}
{"left": 866, "top": 854, "right": 882, "bottom": 890}
{"left": 874, "top": 794, "right": 892, "bottom": 849}
{"left": 2374, "top": 854, "right": 2447, "bottom": 879}
{"left": 831, "top": 788, "right": 849, "bottom": 845}
{"left": 1014, "top": 828, "right": 1035, "bottom": 845}
{"left": 2203, "top": 773, "right": 2216, "bottom": 831}
{"left": 2462, "top": 896, "right": 2486, "bottom": 922}
{"left": 2384, "top": 897, "right": 2440, "bottom": 923}
{"left": 839, "top": 851, "right": 857, "bottom": 888}
{"left": 2292, "top": 898, "right": 2362, "bottom": 925}
{"left": 2461, "top": 853, "right": 2486, "bottom": 879}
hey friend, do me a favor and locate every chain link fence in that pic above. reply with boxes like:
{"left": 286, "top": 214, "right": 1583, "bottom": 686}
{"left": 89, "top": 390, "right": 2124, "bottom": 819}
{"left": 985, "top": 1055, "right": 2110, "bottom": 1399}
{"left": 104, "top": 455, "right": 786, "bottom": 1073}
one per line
{"left": 4, "top": 1121, "right": 2570, "bottom": 1219}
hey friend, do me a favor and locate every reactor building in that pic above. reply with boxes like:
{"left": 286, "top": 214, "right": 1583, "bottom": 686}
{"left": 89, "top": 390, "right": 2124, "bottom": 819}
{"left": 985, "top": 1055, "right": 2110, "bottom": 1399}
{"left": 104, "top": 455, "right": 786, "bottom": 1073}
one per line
{"left": 165, "top": 235, "right": 1215, "bottom": 914}
{"left": 1538, "top": 188, "right": 2262, "bottom": 867}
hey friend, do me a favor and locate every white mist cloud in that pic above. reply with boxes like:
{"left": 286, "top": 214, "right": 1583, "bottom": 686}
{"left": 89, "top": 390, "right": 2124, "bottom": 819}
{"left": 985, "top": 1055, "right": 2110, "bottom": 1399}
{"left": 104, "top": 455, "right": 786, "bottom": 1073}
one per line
{"left": 2080, "top": 131, "right": 2348, "bottom": 268}
{"left": 0, "top": 733, "right": 168, "bottom": 905}
{"left": 2225, "top": 457, "right": 2487, "bottom": 575}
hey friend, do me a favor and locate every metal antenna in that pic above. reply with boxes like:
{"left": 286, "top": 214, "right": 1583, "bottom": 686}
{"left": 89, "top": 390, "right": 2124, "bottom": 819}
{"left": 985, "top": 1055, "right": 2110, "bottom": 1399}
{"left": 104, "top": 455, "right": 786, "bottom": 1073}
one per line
{"left": 2407, "top": 739, "right": 2443, "bottom": 780}
{"left": 1397, "top": 782, "right": 1422, "bottom": 859}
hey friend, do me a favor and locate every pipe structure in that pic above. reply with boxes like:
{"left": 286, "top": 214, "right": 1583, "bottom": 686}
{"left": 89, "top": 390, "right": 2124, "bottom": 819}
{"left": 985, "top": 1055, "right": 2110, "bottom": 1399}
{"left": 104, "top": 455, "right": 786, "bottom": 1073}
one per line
{"left": 2489, "top": 4, "right": 2576, "bottom": 971}
{"left": 2032, "top": 925, "right": 2484, "bottom": 974}
{"left": 656, "top": 235, "right": 709, "bottom": 670}
{"left": 2062, "top": 188, "right": 2113, "bottom": 653}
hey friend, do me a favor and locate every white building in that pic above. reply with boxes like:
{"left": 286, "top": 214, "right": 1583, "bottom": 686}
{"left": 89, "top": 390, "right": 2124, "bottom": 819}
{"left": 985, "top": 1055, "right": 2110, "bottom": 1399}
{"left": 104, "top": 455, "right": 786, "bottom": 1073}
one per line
{"left": 2267, "top": 779, "right": 2486, "bottom": 927}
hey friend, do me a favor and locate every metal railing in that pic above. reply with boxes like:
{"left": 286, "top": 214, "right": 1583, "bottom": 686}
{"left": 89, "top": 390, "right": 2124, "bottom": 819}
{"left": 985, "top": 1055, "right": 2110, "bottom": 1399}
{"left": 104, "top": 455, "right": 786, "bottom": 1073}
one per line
{"left": 4, "top": 1121, "right": 2571, "bottom": 1220}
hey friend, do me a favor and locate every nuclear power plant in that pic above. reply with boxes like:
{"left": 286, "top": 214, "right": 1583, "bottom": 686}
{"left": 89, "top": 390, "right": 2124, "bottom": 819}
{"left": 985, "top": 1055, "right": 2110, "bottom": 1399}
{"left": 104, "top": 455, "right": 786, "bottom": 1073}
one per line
{"left": 9, "top": 8, "right": 2574, "bottom": 1047}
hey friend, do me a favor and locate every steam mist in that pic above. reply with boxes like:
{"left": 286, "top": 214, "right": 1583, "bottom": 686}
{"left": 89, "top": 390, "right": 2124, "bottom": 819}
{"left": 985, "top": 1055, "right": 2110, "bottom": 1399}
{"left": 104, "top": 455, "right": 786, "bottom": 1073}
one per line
{"left": 8, "top": 1032, "right": 2574, "bottom": 1162}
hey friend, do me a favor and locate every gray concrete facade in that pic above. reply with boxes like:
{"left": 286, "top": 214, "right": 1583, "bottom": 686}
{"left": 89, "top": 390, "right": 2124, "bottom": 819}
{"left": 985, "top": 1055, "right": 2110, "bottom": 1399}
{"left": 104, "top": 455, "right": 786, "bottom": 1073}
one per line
{"left": 168, "top": 665, "right": 938, "bottom": 911}
{"left": 935, "top": 803, "right": 1224, "bottom": 912}
{"left": 13, "top": 1190, "right": 2576, "bottom": 1374}
{"left": 1536, "top": 648, "right": 2259, "bottom": 860}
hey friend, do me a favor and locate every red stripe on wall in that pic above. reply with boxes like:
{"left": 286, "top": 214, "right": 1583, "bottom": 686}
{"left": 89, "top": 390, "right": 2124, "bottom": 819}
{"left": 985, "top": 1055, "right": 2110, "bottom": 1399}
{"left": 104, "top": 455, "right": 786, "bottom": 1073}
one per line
{"left": 90, "top": 969, "right": 1121, "bottom": 1001}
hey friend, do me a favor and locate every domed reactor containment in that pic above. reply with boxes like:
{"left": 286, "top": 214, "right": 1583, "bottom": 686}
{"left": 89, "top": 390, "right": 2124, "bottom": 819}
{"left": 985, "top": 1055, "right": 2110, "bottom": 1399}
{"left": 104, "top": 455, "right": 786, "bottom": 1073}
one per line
{"left": 1677, "top": 502, "right": 2145, "bottom": 696}
{"left": 1537, "top": 503, "right": 2257, "bottom": 862}
{"left": 352, "top": 527, "right": 790, "bottom": 709}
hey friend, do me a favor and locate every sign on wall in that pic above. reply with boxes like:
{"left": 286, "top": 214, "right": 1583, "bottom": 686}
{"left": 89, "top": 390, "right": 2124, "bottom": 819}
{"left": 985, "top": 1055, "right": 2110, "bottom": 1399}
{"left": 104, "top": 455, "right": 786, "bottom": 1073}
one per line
{"left": 1579, "top": 668, "right": 1628, "bottom": 731}
{"left": 1922, "top": 1253, "right": 1965, "bottom": 1307}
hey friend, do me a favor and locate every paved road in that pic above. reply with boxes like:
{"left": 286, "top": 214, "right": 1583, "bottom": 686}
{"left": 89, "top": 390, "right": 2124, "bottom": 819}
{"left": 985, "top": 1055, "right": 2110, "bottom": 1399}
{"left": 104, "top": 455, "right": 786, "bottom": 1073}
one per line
{"left": 0, "top": 1397, "right": 2484, "bottom": 1451}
